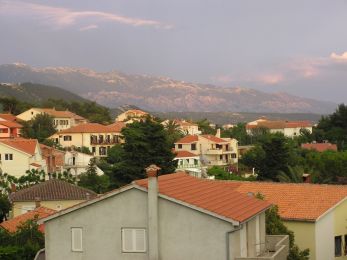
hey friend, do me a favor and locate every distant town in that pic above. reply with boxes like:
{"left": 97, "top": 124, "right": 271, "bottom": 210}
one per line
{"left": 0, "top": 95, "right": 346, "bottom": 260}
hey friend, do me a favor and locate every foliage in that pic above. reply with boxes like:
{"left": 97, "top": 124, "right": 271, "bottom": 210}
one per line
{"left": 21, "top": 113, "right": 56, "bottom": 142}
{"left": 0, "top": 195, "right": 10, "bottom": 223}
{"left": 163, "top": 120, "right": 184, "bottom": 144}
{"left": 277, "top": 166, "right": 304, "bottom": 183}
{"left": 221, "top": 123, "right": 251, "bottom": 145}
{"left": 0, "top": 97, "right": 34, "bottom": 115}
{"left": 207, "top": 166, "right": 256, "bottom": 181}
{"left": 0, "top": 217, "right": 44, "bottom": 260}
{"left": 196, "top": 119, "right": 216, "bottom": 135}
{"left": 101, "top": 118, "right": 176, "bottom": 188}
{"left": 256, "top": 194, "right": 310, "bottom": 260}
{"left": 78, "top": 158, "right": 110, "bottom": 193}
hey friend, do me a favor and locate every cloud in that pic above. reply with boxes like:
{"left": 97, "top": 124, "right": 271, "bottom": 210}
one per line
{"left": 258, "top": 73, "right": 284, "bottom": 85}
{"left": 330, "top": 52, "right": 347, "bottom": 62}
{"left": 79, "top": 24, "right": 98, "bottom": 31}
{"left": 0, "top": 0, "right": 173, "bottom": 30}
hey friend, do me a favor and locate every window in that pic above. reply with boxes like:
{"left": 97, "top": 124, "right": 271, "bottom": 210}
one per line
{"left": 0, "top": 128, "right": 8, "bottom": 133}
{"left": 177, "top": 144, "right": 182, "bottom": 149}
{"left": 64, "top": 135, "right": 72, "bottom": 141}
{"left": 99, "top": 147, "right": 107, "bottom": 156}
{"left": 5, "top": 154, "right": 13, "bottom": 160}
{"left": 191, "top": 143, "right": 197, "bottom": 150}
{"left": 71, "top": 228, "right": 83, "bottom": 252}
{"left": 92, "top": 147, "right": 96, "bottom": 154}
{"left": 345, "top": 235, "right": 347, "bottom": 255}
{"left": 335, "top": 236, "right": 342, "bottom": 257}
{"left": 121, "top": 228, "right": 146, "bottom": 253}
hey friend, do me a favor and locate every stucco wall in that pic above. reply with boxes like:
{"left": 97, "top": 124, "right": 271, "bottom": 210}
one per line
{"left": 0, "top": 143, "right": 30, "bottom": 177}
{"left": 334, "top": 199, "right": 347, "bottom": 260}
{"left": 315, "top": 211, "right": 334, "bottom": 260}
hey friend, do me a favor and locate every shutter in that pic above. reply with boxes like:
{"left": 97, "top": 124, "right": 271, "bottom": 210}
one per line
{"left": 71, "top": 228, "right": 83, "bottom": 252}
{"left": 135, "top": 229, "right": 146, "bottom": 252}
{"left": 122, "top": 229, "right": 134, "bottom": 252}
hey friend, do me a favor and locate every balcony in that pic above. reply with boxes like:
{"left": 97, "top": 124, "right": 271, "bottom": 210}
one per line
{"left": 235, "top": 235, "right": 289, "bottom": 260}
{"left": 205, "top": 148, "right": 234, "bottom": 155}
{"left": 90, "top": 139, "right": 119, "bottom": 145}
{"left": 177, "top": 164, "right": 200, "bottom": 169}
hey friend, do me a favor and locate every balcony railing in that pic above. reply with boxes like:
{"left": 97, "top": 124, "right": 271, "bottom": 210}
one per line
{"left": 90, "top": 139, "right": 120, "bottom": 145}
{"left": 177, "top": 164, "right": 200, "bottom": 169}
{"left": 235, "top": 235, "right": 289, "bottom": 260}
{"left": 205, "top": 148, "right": 234, "bottom": 155}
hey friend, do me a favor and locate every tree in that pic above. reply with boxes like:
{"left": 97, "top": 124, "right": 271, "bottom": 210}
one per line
{"left": 163, "top": 120, "right": 184, "bottom": 144}
{"left": 78, "top": 158, "right": 110, "bottom": 193}
{"left": 21, "top": 113, "right": 56, "bottom": 142}
{"left": 221, "top": 123, "right": 251, "bottom": 145}
{"left": 0, "top": 195, "right": 10, "bottom": 223}
{"left": 207, "top": 166, "right": 256, "bottom": 181}
{"left": 277, "top": 166, "right": 304, "bottom": 183}
{"left": 196, "top": 119, "right": 216, "bottom": 135}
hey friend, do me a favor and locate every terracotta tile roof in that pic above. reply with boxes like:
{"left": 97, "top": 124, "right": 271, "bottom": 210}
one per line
{"left": 285, "top": 121, "right": 312, "bottom": 128}
{"left": 57, "top": 123, "right": 120, "bottom": 134}
{"left": 0, "top": 207, "right": 56, "bottom": 233}
{"left": 107, "top": 121, "right": 126, "bottom": 132}
{"left": 38, "top": 108, "right": 85, "bottom": 120}
{"left": 174, "top": 150, "right": 198, "bottom": 158}
{"left": 175, "top": 135, "right": 199, "bottom": 143}
{"left": 201, "top": 135, "right": 228, "bottom": 143}
{"left": 10, "top": 179, "right": 97, "bottom": 202}
{"left": 225, "top": 181, "right": 347, "bottom": 221}
{"left": 135, "top": 173, "right": 271, "bottom": 223}
{"left": 301, "top": 143, "right": 338, "bottom": 152}
{"left": 246, "top": 120, "right": 312, "bottom": 130}
{"left": 0, "top": 120, "right": 23, "bottom": 128}
{"left": 0, "top": 138, "right": 38, "bottom": 155}
{"left": 0, "top": 113, "right": 17, "bottom": 121}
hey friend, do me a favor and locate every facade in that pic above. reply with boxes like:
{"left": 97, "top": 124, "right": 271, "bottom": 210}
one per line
{"left": 246, "top": 117, "right": 313, "bottom": 138}
{"left": 173, "top": 149, "right": 204, "bottom": 177}
{"left": 0, "top": 119, "right": 22, "bottom": 138}
{"left": 64, "top": 150, "right": 104, "bottom": 176}
{"left": 49, "top": 123, "right": 124, "bottom": 157}
{"left": 17, "top": 108, "right": 87, "bottom": 131}
{"left": 228, "top": 181, "right": 347, "bottom": 260}
{"left": 0, "top": 138, "right": 47, "bottom": 178}
{"left": 41, "top": 170, "right": 288, "bottom": 260}
{"left": 10, "top": 179, "right": 97, "bottom": 217}
{"left": 115, "top": 109, "right": 149, "bottom": 123}
{"left": 174, "top": 134, "right": 238, "bottom": 167}
{"left": 162, "top": 119, "right": 201, "bottom": 135}
{"left": 301, "top": 142, "right": 338, "bottom": 152}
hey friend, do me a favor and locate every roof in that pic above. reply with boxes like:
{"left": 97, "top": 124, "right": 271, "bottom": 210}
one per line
{"left": 201, "top": 134, "right": 228, "bottom": 143}
{"left": 57, "top": 123, "right": 120, "bottom": 134}
{"left": 174, "top": 120, "right": 198, "bottom": 127}
{"left": 135, "top": 173, "right": 271, "bottom": 223}
{"left": 0, "top": 138, "right": 38, "bottom": 155}
{"left": 301, "top": 143, "right": 338, "bottom": 152}
{"left": 174, "top": 150, "right": 198, "bottom": 158}
{"left": 124, "top": 109, "right": 148, "bottom": 115}
{"left": 0, "top": 113, "right": 17, "bottom": 121}
{"left": 175, "top": 135, "right": 199, "bottom": 144}
{"left": 0, "top": 207, "right": 56, "bottom": 233}
{"left": 36, "top": 108, "right": 85, "bottom": 120}
{"left": 10, "top": 179, "right": 97, "bottom": 202}
{"left": 225, "top": 181, "right": 347, "bottom": 222}
{"left": 246, "top": 120, "right": 312, "bottom": 130}
{"left": 0, "top": 120, "right": 22, "bottom": 128}
{"left": 284, "top": 121, "right": 312, "bottom": 128}
{"left": 107, "top": 121, "right": 126, "bottom": 132}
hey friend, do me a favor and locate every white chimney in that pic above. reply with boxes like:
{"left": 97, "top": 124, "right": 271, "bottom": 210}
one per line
{"left": 146, "top": 164, "right": 161, "bottom": 260}
{"left": 216, "top": 128, "right": 221, "bottom": 138}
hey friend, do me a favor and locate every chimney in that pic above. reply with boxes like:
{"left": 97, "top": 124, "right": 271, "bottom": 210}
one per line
{"left": 146, "top": 164, "right": 161, "bottom": 260}
{"left": 35, "top": 197, "right": 41, "bottom": 208}
{"left": 216, "top": 128, "right": 221, "bottom": 138}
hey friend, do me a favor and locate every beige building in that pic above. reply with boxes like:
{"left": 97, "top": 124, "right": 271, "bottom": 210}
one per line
{"left": 49, "top": 122, "right": 124, "bottom": 157}
{"left": 246, "top": 117, "right": 313, "bottom": 138}
{"left": 115, "top": 109, "right": 149, "bottom": 123}
{"left": 40, "top": 170, "right": 288, "bottom": 260}
{"left": 17, "top": 108, "right": 87, "bottom": 131}
{"left": 0, "top": 138, "right": 47, "bottom": 178}
{"left": 229, "top": 181, "right": 347, "bottom": 260}
{"left": 10, "top": 179, "right": 97, "bottom": 217}
{"left": 175, "top": 134, "right": 238, "bottom": 167}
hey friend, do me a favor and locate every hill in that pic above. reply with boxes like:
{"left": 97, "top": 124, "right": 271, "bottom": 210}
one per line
{"left": 0, "top": 63, "right": 337, "bottom": 114}
{"left": 0, "top": 82, "right": 87, "bottom": 103}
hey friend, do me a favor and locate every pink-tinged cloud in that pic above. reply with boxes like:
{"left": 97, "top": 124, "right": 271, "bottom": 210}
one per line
{"left": 258, "top": 74, "right": 284, "bottom": 85}
{"left": 79, "top": 24, "right": 98, "bottom": 31}
{"left": 330, "top": 52, "right": 347, "bottom": 61}
{"left": 0, "top": 1, "right": 173, "bottom": 30}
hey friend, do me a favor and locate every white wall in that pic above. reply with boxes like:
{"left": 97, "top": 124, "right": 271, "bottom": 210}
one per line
{"left": 315, "top": 211, "right": 334, "bottom": 260}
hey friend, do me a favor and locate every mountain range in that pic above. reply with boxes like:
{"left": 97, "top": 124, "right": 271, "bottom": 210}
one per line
{"left": 0, "top": 63, "right": 336, "bottom": 114}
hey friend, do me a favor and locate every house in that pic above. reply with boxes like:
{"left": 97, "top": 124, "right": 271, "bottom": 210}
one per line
{"left": 227, "top": 181, "right": 347, "bottom": 260}
{"left": 0, "top": 113, "right": 18, "bottom": 122}
{"left": 173, "top": 150, "right": 203, "bottom": 177}
{"left": 246, "top": 117, "right": 313, "bottom": 138}
{"left": 49, "top": 123, "right": 123, "bottom": 157}
{"left": 162, "top": 119, "right": 201, "bottom": 135}
{"left": 0, "top": 119, "right": 22, "bottom": 138}
{"left": 0, "top": 138, "right": 47, "bottom": 178}
{"left": 115, "top": 109, "right": 149, "bottom": 123}
{"left": 301, "top": 142, "right": 338, "bottom": 152}
{"left": 39, "top": 144, "right": 65, "bottom": 174}
{"left": 174, "top": 133, "right": 238, "bottom": 168}
{"left": 10, "top": 179, "right": 97, "bottom": 217}
{"left": 40, "top": 168, "right": 288, "bottom": 260}
{"left": 16, "top": 108, "right": 87, "bottom": 131}
{"left": 0, "top": 206, "right": 56, "bottom": 233}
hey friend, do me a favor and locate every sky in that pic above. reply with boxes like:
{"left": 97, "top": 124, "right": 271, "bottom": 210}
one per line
{"left": 0, "top": 0, "right": 347, "bottom": 103}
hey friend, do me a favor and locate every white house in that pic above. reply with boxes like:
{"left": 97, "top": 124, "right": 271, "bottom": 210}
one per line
{"left": 162, "top": 119, "right": 201, "bottom": 135}
{"left": 40, "top": 167, "right": 289, "bottom": 260}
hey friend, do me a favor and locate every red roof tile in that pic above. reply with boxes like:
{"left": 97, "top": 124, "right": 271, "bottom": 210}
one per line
{"left": 58, "top": 123, "right": 120, "bottom": 134}
{"left": 107, "top": 121, "right": 126, "bottom": 132}
{"left": 225, "top": 181, "right": 347, "bottom": 221}
{"left": 0, "top": 138, "right": 38, "bottom": 155}
{"left": 175, "top": 135, "right": 199, "bottom": 143}
{"left": 0, "top": 120, "right": 22, "bottom": 128}
{"left": 174, "top": 150, "right": 198, "bottom": 158}
{"left": 38, "top": 108, "right": 85, "bottom": 120}
{"left": 135, "top": 173, "right": 271, "bottom": 223}
{"left": 301, "top": 143, "right": 338, "bottom": 152}
{"left": 201, "top": 135, "right": 228, "bottom": 143}
{"left": 0, "top": 114, "right": 17, "bottom": 122}
{"left": 0, "top": 207, "right": 56, "bottom": 233}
